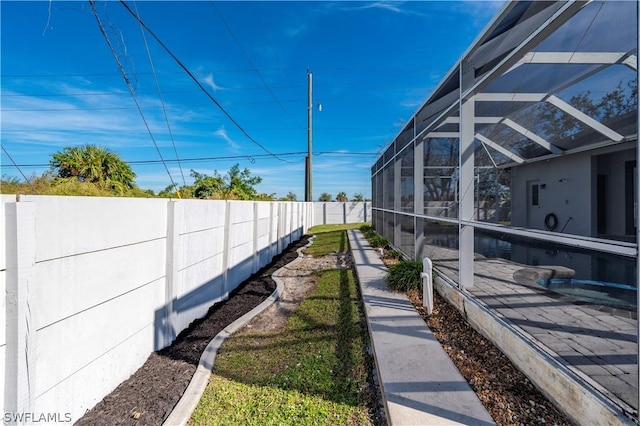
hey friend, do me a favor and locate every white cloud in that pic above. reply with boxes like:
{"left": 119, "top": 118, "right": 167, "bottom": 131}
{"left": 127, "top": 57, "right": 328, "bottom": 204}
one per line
{"left": 358, "top": 2, "right": 407, "bottom": 14}
{"left": 0, "top": 79, "right": 207, "bottom": 182}
{"left": 213, "top": 127, "right": 239, "bottom": 151}
{"left": 202, "top": 73, "right": 224, "bottom": 92}
{"left": 284, "top": 24, "right": 307, "bottom": 38}
{"left": 339, "top": 1, "right": 425, "bottom": 17}
{"left": 456, "top": 0, "right": 506, "bottom": 28}
{"left": 393, "top": 118, "right": 407, "bottom": 127}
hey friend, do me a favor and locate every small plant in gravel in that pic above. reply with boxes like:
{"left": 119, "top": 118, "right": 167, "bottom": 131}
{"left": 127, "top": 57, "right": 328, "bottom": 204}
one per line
{"left": 368, "top": 235, "right": 390, "bottom": 249}
{"left": 358, "top": 224, "right": 377, "bottom": 240}
{"left": 359, "top": 224, "right": 374, "bottom": 233}
{"left": 385, "top": 259, "right": 423, "bottom": 291}
{"left": 382, "top": 248, "right": 403, "bottom": 260}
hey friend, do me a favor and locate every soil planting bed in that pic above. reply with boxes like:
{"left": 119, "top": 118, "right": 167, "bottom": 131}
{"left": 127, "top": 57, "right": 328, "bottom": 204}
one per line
{"left": 77, "top": 237, "right": 310, "bottom": 426}
{"left": 407, "top": 289, "right": 575, "bottom": 426}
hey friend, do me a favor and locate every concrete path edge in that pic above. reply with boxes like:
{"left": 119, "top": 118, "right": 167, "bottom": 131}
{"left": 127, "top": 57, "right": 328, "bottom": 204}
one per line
{"left": 163, "top": 236, "right": 315, "bottom": 426}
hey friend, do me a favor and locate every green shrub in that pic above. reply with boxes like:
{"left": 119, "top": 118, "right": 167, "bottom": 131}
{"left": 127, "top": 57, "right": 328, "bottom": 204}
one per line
{"left": 383, "top": 249, "right": 403, "bottom": 260}
{"left": 386, "top": 260, "right": 423, "bottom": 291}
{"left": 358, "top": 224, "right": 378, "bottom": 240}
{"left": 359, "top": 224, "right": 374, "bottom": 233}
{"left": 368, "top": 235, "right": 390, "bottom": 248}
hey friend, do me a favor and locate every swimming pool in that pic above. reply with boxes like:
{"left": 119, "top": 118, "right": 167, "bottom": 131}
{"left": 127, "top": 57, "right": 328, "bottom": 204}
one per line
{"left": 537, "top": 278, "right": 637, "bottom": 310}
{"left": 424, "top": 227, "right": 637, "bottom": 310}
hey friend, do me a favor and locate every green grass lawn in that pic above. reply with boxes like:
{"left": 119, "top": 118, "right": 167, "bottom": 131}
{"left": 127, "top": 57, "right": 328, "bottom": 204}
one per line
{"left": 304, "top": 223, "right": 367, "bottom": 258}
{"left": 190, "top": 224, "right": 374, "bottom": 426}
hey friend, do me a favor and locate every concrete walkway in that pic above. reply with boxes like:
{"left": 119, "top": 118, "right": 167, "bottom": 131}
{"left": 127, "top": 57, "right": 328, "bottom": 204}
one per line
{"left": 347, "top": 230, "right": 495, "bottom": 425}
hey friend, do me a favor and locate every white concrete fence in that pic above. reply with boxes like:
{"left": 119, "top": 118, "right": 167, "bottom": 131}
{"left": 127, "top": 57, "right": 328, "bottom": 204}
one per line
{"left": 0, "top": 195, "right": 369, "bottom": 424}
{"left": 314, "top": 201, "right": 371, "bottom": 225}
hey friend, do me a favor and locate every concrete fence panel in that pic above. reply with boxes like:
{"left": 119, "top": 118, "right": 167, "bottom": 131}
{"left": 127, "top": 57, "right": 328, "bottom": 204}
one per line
{"left": 170, "top": 200, "right": 228, "bottom": 341}
{"left": 227, "top": 201, "right": 257, "bottom": 290}
{"left": 1, "top": 196, "right": 313, "bottom": 424}
{"left": 312, "top": 202, "right": 371, "bottom": 225}
{"left": 0, "top": 195, "right": 13, "bottom": 413}
{"left": 255, "top": 202, "right": 273, "bottom": 270}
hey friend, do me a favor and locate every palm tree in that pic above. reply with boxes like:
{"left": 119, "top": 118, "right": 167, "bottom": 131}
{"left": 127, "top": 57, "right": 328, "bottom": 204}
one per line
{"left": 50, "top": 145, "right": 136, "bottom": 190}
{"left": 336, "top": 191, "right": 348, "bottom": 202}
{"left": 318, "top": 192, "right": 332, "bottom": 202}
{"left": 352, "top": 193, "right": 365, "bottom": 202}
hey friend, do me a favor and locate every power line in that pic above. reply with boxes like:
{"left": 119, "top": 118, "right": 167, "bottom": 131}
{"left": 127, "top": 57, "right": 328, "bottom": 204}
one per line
{"left": 1, "top": 145, "right": 30, "bottom": 182}
{"left": 211, "top": 2, "right": 292, "bottom": 117}
{"left": 133, "top": 0, "right": 185, "bottom": 185}
{"left": 0, "top": 99, "right": 304, "bottom": 112}
{"left": 0, "top": 151, "right": 378, "bottom": 169}
{"left": 255, "top": 11, "right": 306, "bottom": 103}
{"left": 1, "top": 67, "right": 437, "bottom": 79}
{"left": 2, "top": 86, "right": 304, "bottom": 97}
{"left": 89, "top": 0, "right": 178, "bottom": 191}
{"left": 119, "top": 0, "right": 291, "bottom": 163}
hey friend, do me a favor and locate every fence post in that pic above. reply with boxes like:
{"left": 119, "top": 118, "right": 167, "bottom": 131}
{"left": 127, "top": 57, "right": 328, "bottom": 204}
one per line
{"left": 222, "top": 201, "right": 231, "bottom": 300}
{"left": 290, "top": 202, "right": 295, "bottom": 241}
{"left": 268, "top": 203, "right": 275, "bottom": 260}
{"left": 297, "top": 203, "right": 302, "bottom": 239}
{"left": 276, "top": 203, "right": 283, "bottom": 252}
{"left": 323, "top": 202, "right": 327, "bottom": 225}
{"left": 252, "top": 202, "right": 259, "bottom": 273}
{"left": 161, "top": 200, "right": 181, "bottom": 349}
{"left": 4, "top": 201, "right": 37, "bottom": 420}
{"left": 343, "top": 202, "right": 347, "bottom": 224}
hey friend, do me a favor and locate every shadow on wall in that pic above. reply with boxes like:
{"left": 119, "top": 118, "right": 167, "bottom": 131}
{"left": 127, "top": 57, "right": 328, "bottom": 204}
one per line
{"left": 1, "top": 195, "right": 310, "bottom": 424}
{"left": 152, "top": 237, "right": 298, "bottom": 352}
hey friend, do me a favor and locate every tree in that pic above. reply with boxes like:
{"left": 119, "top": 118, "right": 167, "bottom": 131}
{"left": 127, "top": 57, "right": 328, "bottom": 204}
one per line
{"left": 190, "top": 164, "right": 263, "bottom": 200}
{"left": 50, "top": 145, "right": 136, "bottom": 192}
{"left": 280, "top": 191, "right": 298, "bottom": 201}
{"left": 256, "top": 192, "right": 276, "bottom": 201}
{"left": 318, "top": 192, "right": 332, "bottom": 202}
{"left": 157, "top": 183, "right": 194, "bottom": 199}
{"left": 352, "top": 193, "right": 365, "bottom": 202}
{"left": 226, "top": 164, "right": 262, "bottom": 199}
{"left": 190, "top": 169, "right": 225, "bottom": 199}
{"left": 336, "top": 191, "right": 348, "bottom": 202}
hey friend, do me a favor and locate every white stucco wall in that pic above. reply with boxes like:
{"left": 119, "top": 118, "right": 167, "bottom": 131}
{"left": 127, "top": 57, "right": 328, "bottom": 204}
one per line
{"left": 511, "top": 146, "right": 635, "bottom": 239}
{"left": 511, "top": 153, "right": 593, "bottom": 236}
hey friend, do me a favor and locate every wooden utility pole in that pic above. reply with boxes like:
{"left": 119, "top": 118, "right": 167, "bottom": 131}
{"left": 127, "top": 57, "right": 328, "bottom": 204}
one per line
{"left": 305, "top": 69, "right": 313, "bottom": 202}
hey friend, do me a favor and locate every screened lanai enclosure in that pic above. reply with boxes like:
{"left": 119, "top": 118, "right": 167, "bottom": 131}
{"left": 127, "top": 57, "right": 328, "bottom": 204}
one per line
{"left": 371, "top": 0, "right": 639, "bottom": 423}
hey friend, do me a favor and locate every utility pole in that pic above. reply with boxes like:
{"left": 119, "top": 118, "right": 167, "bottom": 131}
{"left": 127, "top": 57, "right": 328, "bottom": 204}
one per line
{"left": 305, "top": 69, "right": 313, "bottom": 202}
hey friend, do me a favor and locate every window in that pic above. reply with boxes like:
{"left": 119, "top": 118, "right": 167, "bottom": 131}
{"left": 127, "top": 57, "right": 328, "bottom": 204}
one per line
{"left": 531, "top": 184, "right": 539, "bottom": 207}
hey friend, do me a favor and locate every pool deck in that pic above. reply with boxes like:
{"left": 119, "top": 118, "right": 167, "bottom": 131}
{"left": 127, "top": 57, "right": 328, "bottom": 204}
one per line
{"left": 474, "top": 259, "right": 637, "bottom": 406}
{"left": 349, "top": 235, "right": 638, "bottom": 425}
{"left": 428, "top": 244, "right": 638, "bottom": 421}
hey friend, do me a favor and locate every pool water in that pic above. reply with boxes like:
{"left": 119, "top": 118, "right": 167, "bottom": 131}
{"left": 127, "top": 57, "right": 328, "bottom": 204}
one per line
{"left": 538, "top": 278, "right": 637, "bottom": 310}
{"left": 425, "top": 228, "right": 637, "bottom": 310}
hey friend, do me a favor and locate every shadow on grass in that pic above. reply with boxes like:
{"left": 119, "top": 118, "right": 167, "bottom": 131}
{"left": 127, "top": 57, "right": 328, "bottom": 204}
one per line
{"left": 210, "top": 233, "right": 371, "bottom": 408}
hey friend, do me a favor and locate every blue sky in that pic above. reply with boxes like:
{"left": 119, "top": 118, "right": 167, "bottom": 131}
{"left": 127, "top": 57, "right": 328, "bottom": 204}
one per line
{"left": 1, "top": 1, "right": 504, "bottom": 200}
